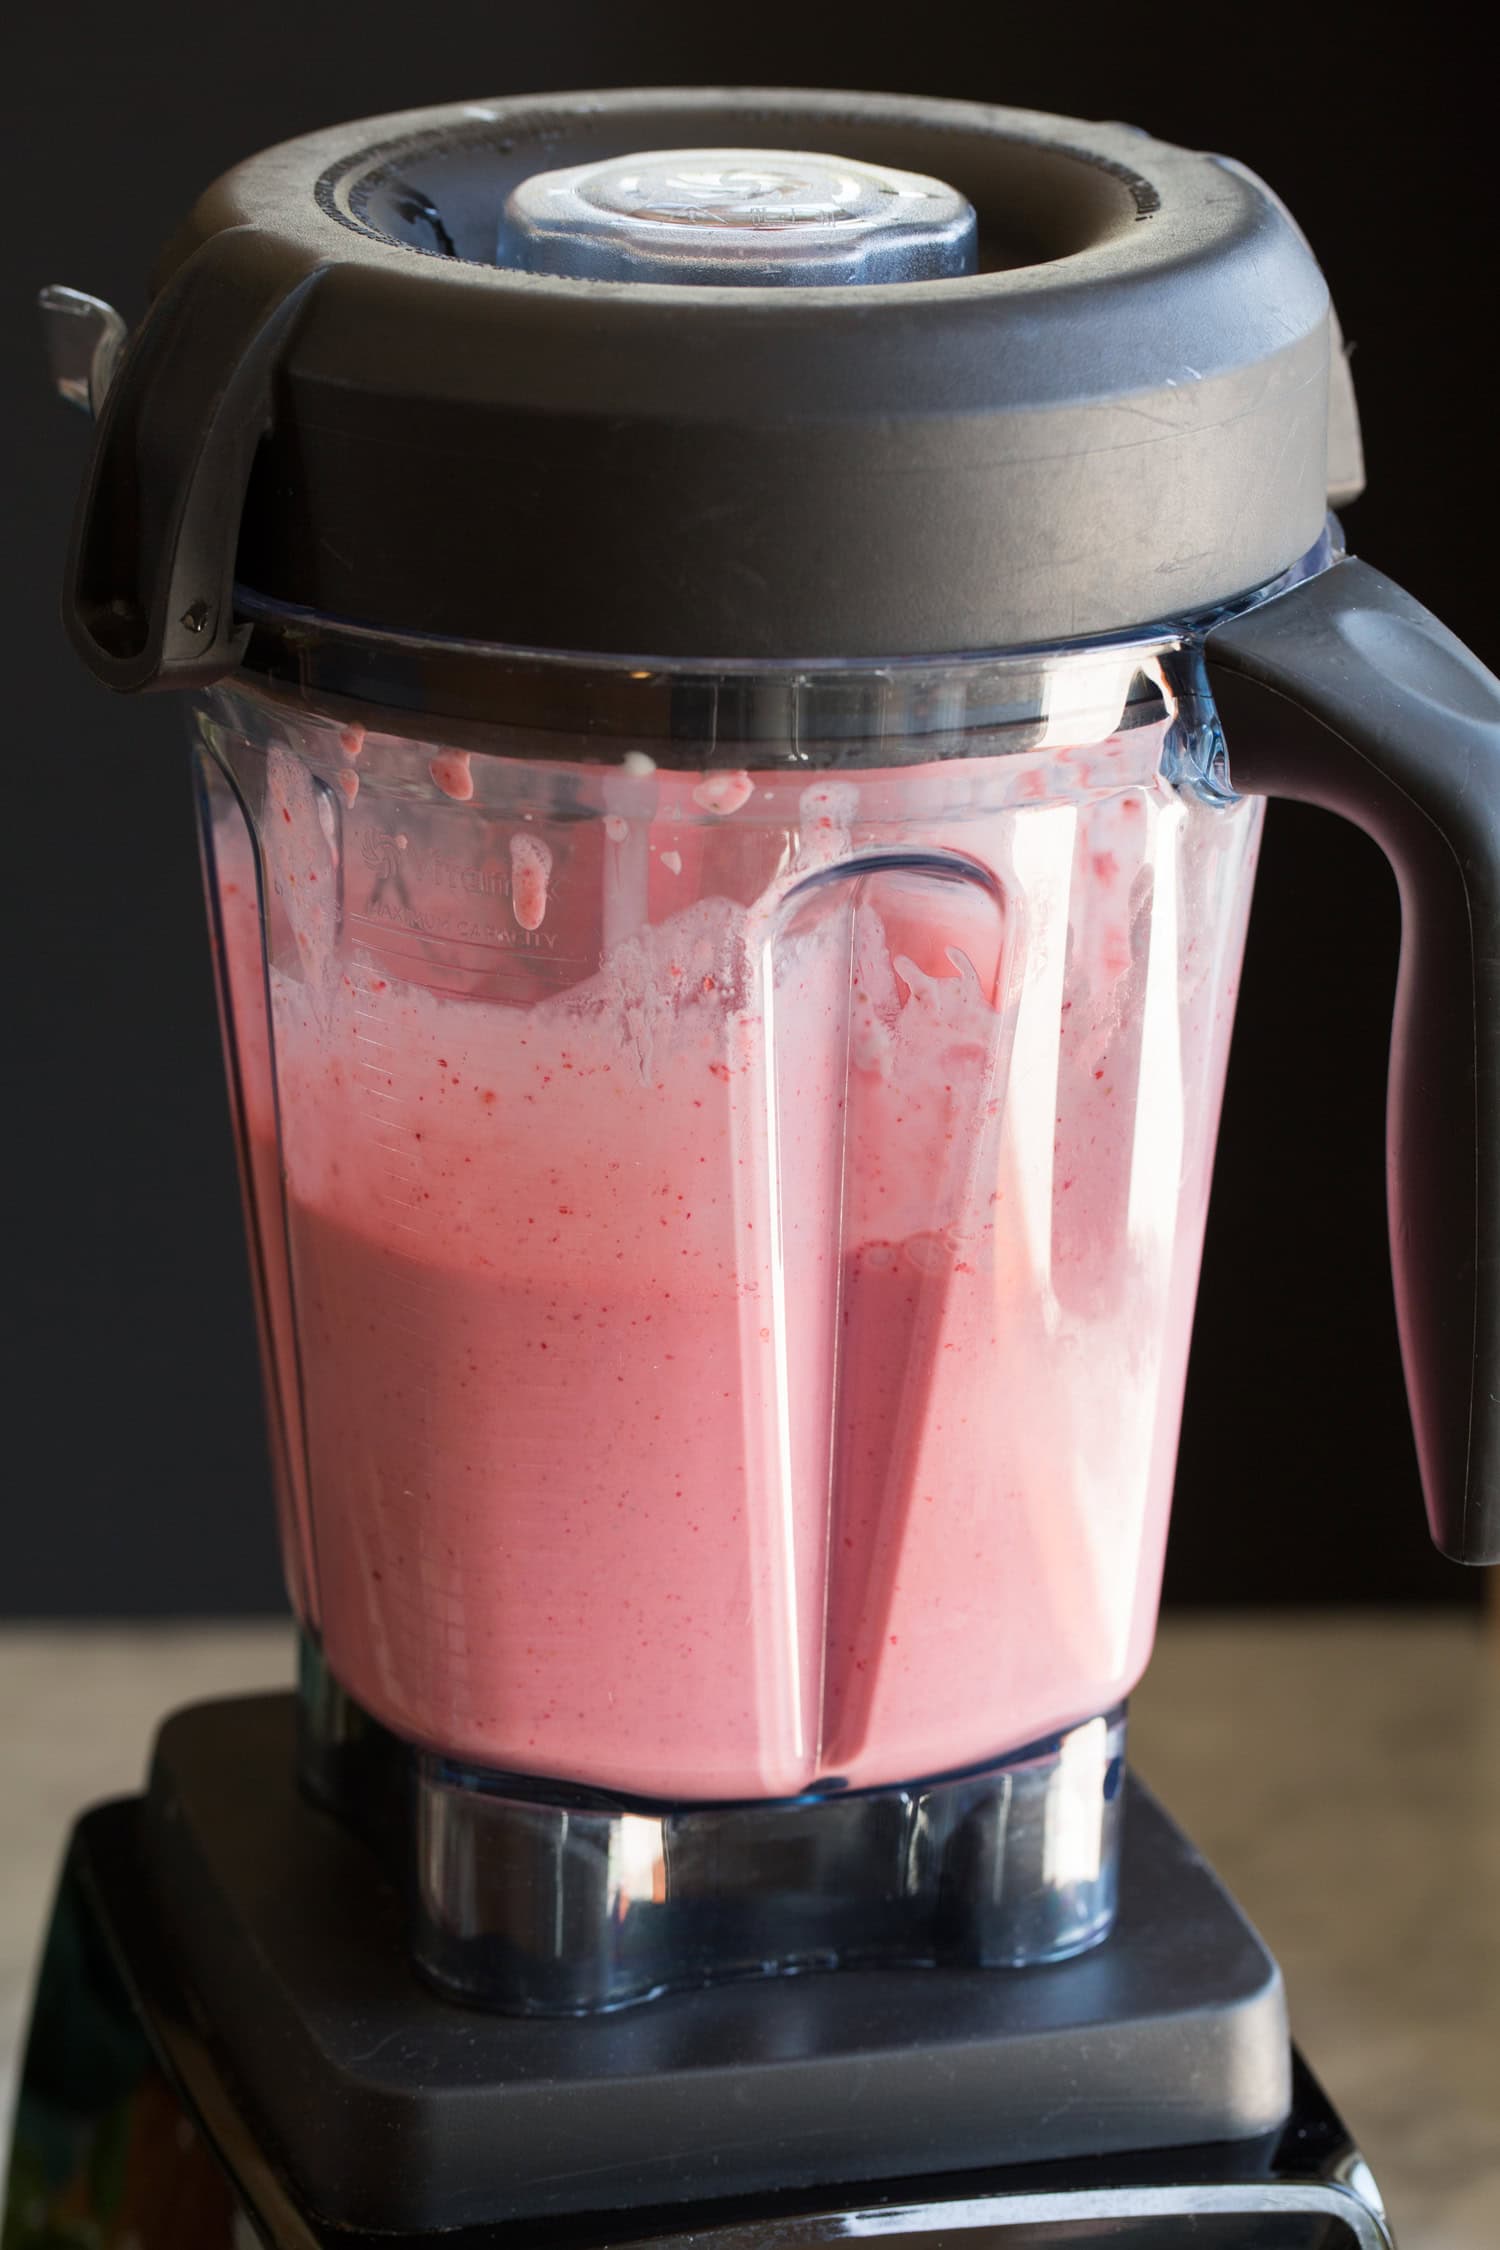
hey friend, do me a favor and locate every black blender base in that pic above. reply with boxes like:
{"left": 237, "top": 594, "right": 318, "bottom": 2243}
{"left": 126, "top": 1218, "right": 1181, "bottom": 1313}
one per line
{"left": 1, "top": 1692, "right": 1395, "bottom": 2250}
{"left": 124, "top": 1698, "right": 1302, "bottom": 2228}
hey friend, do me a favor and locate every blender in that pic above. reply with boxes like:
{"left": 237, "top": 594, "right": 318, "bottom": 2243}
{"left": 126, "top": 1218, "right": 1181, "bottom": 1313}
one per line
{"left": 7, "top": 85, "right": 1498, "bottom": 2250}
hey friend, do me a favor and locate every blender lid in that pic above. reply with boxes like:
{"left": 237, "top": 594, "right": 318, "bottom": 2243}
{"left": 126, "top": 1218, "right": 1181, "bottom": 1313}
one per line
{"left": 57, "top": 86, "right": 1358, "bottom": 688}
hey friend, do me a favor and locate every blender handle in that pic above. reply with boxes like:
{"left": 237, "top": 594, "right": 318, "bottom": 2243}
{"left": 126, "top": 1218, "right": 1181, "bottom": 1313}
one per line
{"left": 64, "top": 227, "right": 324, "bottom": 693}
{"left": 1206, "top": 556, "right": 1500, "bottom": 1565}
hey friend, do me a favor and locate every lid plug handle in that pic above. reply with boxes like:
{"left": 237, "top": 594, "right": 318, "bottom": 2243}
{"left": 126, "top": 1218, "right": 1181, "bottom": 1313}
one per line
{"left": 61, "top": 227, "right": 324, "bottom": 693}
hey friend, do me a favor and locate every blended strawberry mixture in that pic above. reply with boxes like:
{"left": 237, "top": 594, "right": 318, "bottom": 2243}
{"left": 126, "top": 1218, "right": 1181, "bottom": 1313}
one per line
{"left": 201, "top": 713, "right": 1260, "bottom": 1798}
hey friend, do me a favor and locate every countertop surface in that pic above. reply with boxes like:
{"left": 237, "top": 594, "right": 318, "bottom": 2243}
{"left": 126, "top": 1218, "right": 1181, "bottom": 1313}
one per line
{"left": 2, "top": 1614, "right": 1496, "bottom": 2249}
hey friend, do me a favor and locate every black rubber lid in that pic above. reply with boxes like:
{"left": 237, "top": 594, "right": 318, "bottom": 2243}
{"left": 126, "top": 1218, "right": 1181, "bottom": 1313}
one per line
{"left": 64, "top": 87, "right": 1348, "bottom": 689}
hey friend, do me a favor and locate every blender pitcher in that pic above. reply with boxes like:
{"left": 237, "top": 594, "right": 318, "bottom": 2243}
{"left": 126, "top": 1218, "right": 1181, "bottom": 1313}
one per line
{"left": 45, "top": 89, "right": 1500, "bottom": 2013}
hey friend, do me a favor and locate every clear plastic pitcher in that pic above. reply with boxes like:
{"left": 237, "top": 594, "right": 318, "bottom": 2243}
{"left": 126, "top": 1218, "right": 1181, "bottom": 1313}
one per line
{"left": 196, "top": 639, "right": 1258, "bottom": 1804}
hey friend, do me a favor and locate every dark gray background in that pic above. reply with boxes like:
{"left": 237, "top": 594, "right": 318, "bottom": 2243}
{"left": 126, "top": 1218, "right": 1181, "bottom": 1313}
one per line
{"left": 4, "top": 2, "right": 1491, "bottom": 1613}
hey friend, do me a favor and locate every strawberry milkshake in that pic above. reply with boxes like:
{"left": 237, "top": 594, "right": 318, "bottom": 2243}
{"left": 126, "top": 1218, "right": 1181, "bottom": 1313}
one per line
{"left": 197, "top": 695, "right": 1260, "bottom": 1799}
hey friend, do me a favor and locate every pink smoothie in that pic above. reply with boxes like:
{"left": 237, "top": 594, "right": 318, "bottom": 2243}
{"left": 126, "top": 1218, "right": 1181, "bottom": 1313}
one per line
{"left": 205, "top": 722, "right": 1261, "bottom": 1798}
